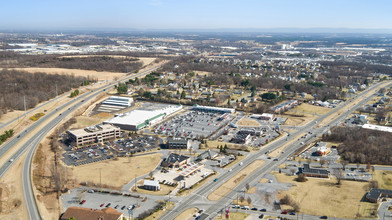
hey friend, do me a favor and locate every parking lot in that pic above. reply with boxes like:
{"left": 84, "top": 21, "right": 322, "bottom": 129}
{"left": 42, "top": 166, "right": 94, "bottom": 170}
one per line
{"left": 62, "top": 187, "right": 161, "bottom": 218}
{"left": 62, "top": 135, "right": 160, "bottom": 166}
{"left": 153, "top": 110, "right": 233, "bottom": 139}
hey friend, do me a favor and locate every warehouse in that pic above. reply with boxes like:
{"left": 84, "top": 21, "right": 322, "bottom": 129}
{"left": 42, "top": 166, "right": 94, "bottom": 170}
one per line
{"left": 67, "top": 124, "right": 121, "bottom": 146}
{"left": 102, "top": 96, "right": 133, "bottom": 107}
{"left": 104, "top": 104, "right": 183, "bottom": 131}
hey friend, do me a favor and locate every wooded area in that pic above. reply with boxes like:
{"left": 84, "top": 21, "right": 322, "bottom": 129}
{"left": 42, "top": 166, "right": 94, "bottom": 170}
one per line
{"left": 0, "top": 69, "right": 92, "bottom": 113}
{"left": 0, "top": 52, "right": 143, "bottom": 73}
{"left": 322, "top": 126, "right": 392, "bottom": 165}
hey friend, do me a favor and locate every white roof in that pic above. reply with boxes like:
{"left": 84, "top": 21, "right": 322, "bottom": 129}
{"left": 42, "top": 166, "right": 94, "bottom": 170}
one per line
{"left": 105, "top": 105, "right": 182, "bottom": 126}
{"left": 143, "top": 180, "right": 160, "bottom": 187}
{"left": 362, "top": 124, "right": 392, "bottom": 133}
{"left": 261, "top": 113, "right": 274, "bottom": 118}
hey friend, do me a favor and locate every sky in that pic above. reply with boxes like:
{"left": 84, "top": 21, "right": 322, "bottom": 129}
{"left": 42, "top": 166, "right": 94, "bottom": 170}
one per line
{"left": 1, "top": 0, "right": 392, "bottom": 31}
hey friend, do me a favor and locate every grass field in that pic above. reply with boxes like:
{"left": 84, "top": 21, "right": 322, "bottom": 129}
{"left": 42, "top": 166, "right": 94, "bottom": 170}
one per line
{"left": 274, "top": 172, "right": 373, "bottom": 218}
{"left": 291, "top": 103, "right": 332, "bottom": 115}
{"left": 373, "top": 170, "right": 392, "bottom": 190}
{"left": 174, "top": 208, "right": 198, "bottom": 220}
{"left": 69, "top": 154, "right": 162, "bottom": 188}
{"left": 237, "top": 118, "right": 261, "bottom": 126}
{"left": 204, "top": 140, "right": 250, "bottom": 151}
{"left": 207, "top": 160, "right": 265, "bottom": 201}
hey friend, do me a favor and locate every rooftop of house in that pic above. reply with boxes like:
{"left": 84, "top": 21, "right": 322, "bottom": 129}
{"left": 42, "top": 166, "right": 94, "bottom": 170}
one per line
{"left": 366, "top": 188, "right": 392, "bottom": 201}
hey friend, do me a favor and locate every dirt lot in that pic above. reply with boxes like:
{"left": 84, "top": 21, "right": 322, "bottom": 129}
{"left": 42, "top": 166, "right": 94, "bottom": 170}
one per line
{"left": 236, "top": 118, "right": 261, "bottom": 126}
{"left": 174, "top": 208, "right": 198, "bottom": 220}
{"left": 208, "top": 160, "right": 265, "bottom": 201}
{"left": 246, "top": 187, "right": 257, "bottom": 194}
{"left": 274, "top": 172, "right": 372, "bottom": 218}
{"left": 284, "top": 113, "right": 316, "bottom": 126}
{"left": 69, "top": 154, "right": 162, "bottom": 188}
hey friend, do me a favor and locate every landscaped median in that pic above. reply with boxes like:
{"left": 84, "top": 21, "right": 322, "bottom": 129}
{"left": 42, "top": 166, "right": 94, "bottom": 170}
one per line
{"left": 207, "top": 160, "right": 265, "bottom": 201}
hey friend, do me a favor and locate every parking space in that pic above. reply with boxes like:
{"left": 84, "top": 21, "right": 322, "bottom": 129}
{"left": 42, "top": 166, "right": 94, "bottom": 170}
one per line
{"left": 153, "top": 110, "right": 232, "bottom": 139}
{"left": 62, "top": 135, "right": 160, "bottom": 166}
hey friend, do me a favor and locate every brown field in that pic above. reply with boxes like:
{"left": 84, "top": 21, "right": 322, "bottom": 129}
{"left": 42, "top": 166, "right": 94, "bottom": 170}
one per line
{"left": 291, "top": 103, "right": 332, "bottom": 115}
{"left": 69, "top": 154, "right": 162, "bottom": 188}
{"left": 237, "top": 118, "right": 261, "bottom": 126}
{"left": 7, "top": 67, "right": 126, "bottom": 81}
{"left": 246, "top": 187, "right": 257, "bottom": 194}
{"left": 204, "top": 140, "right": 249, "bottom": 151}
{"left": 373, "top": 169, "right": 392, "bottom": 190}
{"left": 274, "top": 172, "right": 376, "bottom": 218}
{"left": 208, "top": 160, "right": 265, "bottom": 201}
{"left": 58, "top": 56, "right": 156, "bottom": 67}
{"left": 174, "top": 208, "right": 199, "bottom": 220}
{"left": 259, "top": 178, "right": 269, "bottom": 183}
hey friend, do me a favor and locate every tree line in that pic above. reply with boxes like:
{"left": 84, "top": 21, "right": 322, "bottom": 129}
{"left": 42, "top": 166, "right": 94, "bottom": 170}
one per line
{"left": 322, "top": 126, "right": 392, "bottom": 165}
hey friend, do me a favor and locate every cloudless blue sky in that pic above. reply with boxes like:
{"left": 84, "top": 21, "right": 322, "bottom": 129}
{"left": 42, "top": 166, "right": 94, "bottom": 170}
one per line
{"left": 1, "top": 0, "right": 391, "bottom": 31}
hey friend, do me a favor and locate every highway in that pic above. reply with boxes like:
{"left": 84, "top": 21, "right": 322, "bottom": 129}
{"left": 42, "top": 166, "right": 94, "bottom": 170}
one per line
{"left": 0, "top": 65, "right": 160, "bottom": 220}
{"left": 160, "top": 81, "right": 392, "bottom": 220}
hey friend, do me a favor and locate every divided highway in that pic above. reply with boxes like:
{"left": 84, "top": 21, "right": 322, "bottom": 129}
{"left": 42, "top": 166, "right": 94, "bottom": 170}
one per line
{"left": 0, "top": 66, "right": 160, "bottom": 220}
{"left": 160, "top": 81, "right": 392, "bottom": 220}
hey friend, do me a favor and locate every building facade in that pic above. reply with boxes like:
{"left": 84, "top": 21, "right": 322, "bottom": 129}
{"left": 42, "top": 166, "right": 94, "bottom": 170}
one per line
{"left": 67, "top": 124, "right": 121, "bottom": 146}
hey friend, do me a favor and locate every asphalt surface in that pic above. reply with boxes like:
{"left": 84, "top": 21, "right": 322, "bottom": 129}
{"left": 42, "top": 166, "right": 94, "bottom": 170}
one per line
{"left": 0, "top": 66, "right": 160, "bottom": 220}
{"left": 160, "top": 81, "right": 392, "bottom": 220}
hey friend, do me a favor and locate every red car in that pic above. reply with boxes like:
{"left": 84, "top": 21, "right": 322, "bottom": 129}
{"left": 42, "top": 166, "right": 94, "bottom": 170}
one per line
{"left": 80, "top": 200, "right": 86, "bottom": 205}
{"left": 281, "top": 211, "right": 288, "bottom": 214}
{"left": 100, "top": 203, "right": 105, "bottom": 207}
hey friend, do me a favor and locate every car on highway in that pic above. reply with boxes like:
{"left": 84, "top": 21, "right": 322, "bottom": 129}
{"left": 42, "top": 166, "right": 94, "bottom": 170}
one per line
{"left": 320, "top": 216, "right": 328, "bottom": 219}
{"left": 114, "top": 205, "right": 119, "bottom": 209}
{"left": 106, "top": 203, "right": 111, "bottom": 207}
{"left": 9, "top": 159, "right": 14, "bottom": 162}
{"left": 273, "top": 158, "right": 278, "bottom": 161}
{"left": 213, "top": 178, "right": 219, "bottom": 182}
{"left": 251, "top": 207, "right": 258, "bottom": 211}
{"left": 79, "top": 200, "right": 86, "bottom": 205}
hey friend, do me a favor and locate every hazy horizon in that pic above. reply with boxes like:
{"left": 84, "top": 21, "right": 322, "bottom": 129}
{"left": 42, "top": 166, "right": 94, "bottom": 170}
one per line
{"left": 2, "top": 0, "right": 392, "bottom": 33}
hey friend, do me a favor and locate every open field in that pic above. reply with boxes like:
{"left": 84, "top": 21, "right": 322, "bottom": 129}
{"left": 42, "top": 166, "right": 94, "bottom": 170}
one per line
{"left": 58, "top": 56, "right": 156, "bottom": 67}
{"left": 246, "top": 187, "right": 257, "bottom": 194}
{"left": 373, "top": 170, "right": 392, "bottom": 190}
{"left": 274, "top": 172, "right": 374, "bottom": 218}
{"left": 6, "top": 67, "right": 126, "bottom": 81}
{"left": 174, "top": 208, "right": 199, "bottom": 220}
{"left": 290, "top": 103, "right": 332, "bottom": 115}
{"left": 237, "top": 118, "right": 261, "bottom": 126}
{"left": 204, "top": 140, "right": 249, "bottom": 151}
{"left": 214, "top": 212, "right": 249, "bottom": 220}
{"left": 283, "top": 112, "right": 316, "bottom": 126}
{"left": 69, "top": 154, "right": 162, "bottom": 188}
{"left": 207, "top": 160, "right": 265, "bottom": 201}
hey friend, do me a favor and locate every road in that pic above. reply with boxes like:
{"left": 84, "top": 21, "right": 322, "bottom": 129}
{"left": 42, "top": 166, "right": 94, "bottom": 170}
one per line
{"left": 160, "top": 81, "right": 392, "bottom": 220}
{"left": 0, "top": 65, "right": 160, "bottom": 220}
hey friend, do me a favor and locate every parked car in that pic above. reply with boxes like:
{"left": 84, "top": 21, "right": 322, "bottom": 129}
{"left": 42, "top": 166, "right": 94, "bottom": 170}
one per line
{"left": 79, "top": 200, "right": 86, "bottom": 205}
{"left": 259, "top": 214, "right": 264, "bottom": 219}
{"left": 281, "top": 210, "right": 288, "bottom": 214}
{"left": 251, "top": 208, "right": 258, "bottom": 211}
{"left": 260, "top": 208, "right": 266, "bottom": 212}
{"left": 121, "top": 206, "right": 126, "bottom": 210}
{"left": 100, "top": 203, "right": 105, "bottom": 207}
{"left": 320, "top": 216, "right": 328, "bottom": 219}
{"left": 106, "top": 203, "right": 111, "bottom": 207}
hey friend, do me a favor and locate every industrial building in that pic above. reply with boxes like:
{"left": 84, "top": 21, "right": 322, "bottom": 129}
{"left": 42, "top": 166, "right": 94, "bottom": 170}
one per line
{"left": 166, "top": 137, "right": 190, "bottom": 149}
{"left": 104, "top": 104, "right": 183, "bottom": 131}
{"left": 270, "top": 100, "right": 298, "bottom": 113}
{"left": 192, "top": 105, "right": 235, "bottom": 114}
{"left": 67, "top": 124, "right": 121, "bottom": 146}
{"left": 102, "top": 96, "right": 133, "bottom": 107}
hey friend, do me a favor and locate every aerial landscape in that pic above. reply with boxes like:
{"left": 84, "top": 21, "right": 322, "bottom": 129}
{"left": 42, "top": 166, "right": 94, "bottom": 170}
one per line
{"left": 1, "top": 1, "right": 392, "bottom": 220}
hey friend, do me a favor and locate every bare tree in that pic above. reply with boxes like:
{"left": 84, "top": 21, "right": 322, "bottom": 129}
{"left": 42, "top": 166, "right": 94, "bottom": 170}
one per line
{"left": 290, "top": 168, "right": 296, "bottom": 176}
{"left": 245, "top": 183, "right": 250, "bottom": 192}
{"left": 341, "top": 160, "right": 348, "bottom": 170}
{"left": 320, "top": 159, "right": 326, "bottom": 167}
{"left": 334, "top": 168, "right": 344, "bottom": 185}
{"left": 239, "top": 196, "right": 245, "bottom": 203}
{"left": 247, "top": 197, "right": 252, "bottom": 205}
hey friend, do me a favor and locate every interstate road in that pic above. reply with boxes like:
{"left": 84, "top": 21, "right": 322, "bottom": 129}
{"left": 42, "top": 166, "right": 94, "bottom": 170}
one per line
{"left": 160, "top": 81, "right": 392, "bottom": 220}
{"left": 0, "top": 66, "right": 160, "bottom": 220}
